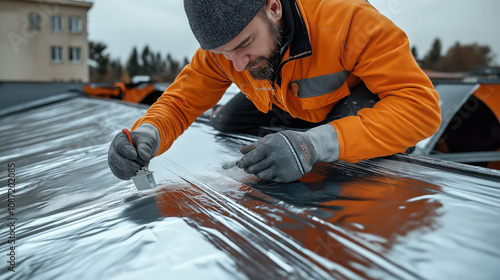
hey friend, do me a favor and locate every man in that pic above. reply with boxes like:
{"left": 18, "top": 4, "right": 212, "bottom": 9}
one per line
{"left": 108, "top": 0, "right": 441, "bottom": 183}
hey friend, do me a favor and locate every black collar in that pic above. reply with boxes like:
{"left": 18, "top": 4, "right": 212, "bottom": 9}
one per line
{"left": 283, "top": 0, "right": 312, "bottom": 59}
{"left": 280, "top": 0, "right": 294, "bottom": 55}
{"left": 273, "top": 0, "right": 312, "bottom": 85}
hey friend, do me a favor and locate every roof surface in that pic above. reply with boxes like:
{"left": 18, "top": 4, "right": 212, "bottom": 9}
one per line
{"left": 1, "top": 96, "right": 500, "bottom": 279}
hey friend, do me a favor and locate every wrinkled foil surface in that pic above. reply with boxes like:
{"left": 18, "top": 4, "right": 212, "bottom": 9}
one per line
{"left": 1, "top": 97, "right": 500, "bottom": 279}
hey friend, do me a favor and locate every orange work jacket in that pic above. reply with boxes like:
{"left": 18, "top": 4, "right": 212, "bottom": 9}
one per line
{"left": 132, "top": 0, "right": 441, "bottom": 163}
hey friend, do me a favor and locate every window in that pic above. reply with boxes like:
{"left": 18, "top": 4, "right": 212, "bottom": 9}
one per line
{"left": 69, "top": 47, "right": 81, "bottom": 63}
{"left": 51, "top": 46, "right": 63, "bottom": 63}
{"left": 51, "top": 16, "right": 62, "bottom": 32}
{"left": 68, "top": 17, "right": 82, "bottom": 33}
{"left": 29, "top": 13, "right": 41, "bottom": 30}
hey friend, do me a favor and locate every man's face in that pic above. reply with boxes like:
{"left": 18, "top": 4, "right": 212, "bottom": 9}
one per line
{"left": 211, "top": 11, "right": 284, "bottom": 81}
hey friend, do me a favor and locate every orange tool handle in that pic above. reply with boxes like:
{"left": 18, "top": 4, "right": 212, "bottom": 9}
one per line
{"left": 122, "top": 128, "right": 135, "bottom": 148}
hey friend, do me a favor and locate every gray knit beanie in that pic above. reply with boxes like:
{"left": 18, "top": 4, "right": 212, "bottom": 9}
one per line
{"left": 184, "top": 0, "right": 266, "bottom": 50}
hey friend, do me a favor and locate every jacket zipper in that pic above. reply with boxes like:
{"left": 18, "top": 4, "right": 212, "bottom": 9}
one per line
{"left": 270, "top": 49, "right": 312, "bottom": 102}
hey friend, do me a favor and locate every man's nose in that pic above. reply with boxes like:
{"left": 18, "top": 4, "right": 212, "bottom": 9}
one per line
{"left": 231, "top": 54, "right": 250, "bottom": 72}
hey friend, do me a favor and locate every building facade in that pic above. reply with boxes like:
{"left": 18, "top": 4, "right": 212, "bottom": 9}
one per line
{"left": 0, "top": 0, "right": 92, "bottom": 82}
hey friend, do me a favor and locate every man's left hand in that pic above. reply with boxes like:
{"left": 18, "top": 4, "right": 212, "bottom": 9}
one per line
{"left": 237, "top": 124, "right": 340, "bottom": 182}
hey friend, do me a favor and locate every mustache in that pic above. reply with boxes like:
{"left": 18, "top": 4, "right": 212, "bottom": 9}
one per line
{"left": 246, "top": 56, "right": 268, "bottom": 69}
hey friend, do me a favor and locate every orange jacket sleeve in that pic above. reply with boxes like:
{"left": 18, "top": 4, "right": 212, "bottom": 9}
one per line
{"left": 331, "top": 2, "right": 441, "bottom": 162}
{"left": 131, "top": 50, "right": 232, "bottom": 155}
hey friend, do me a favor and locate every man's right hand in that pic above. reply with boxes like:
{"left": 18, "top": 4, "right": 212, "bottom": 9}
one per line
{"left": 108, "top": 124, "right": 160, "bottom": 180}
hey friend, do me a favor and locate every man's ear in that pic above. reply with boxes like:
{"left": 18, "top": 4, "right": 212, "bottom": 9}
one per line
{"left": 266, "top": 0, "right": 283, "bottom": 21}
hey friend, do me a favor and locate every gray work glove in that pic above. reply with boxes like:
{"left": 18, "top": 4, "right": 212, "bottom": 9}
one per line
{"left": 237, "top": 124, "right": 339, "bottom": 183}
{"left": 108, "top": 124, "right": 160, "bottom": 180}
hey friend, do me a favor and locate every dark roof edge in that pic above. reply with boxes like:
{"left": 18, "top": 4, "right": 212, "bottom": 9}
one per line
{"left": 391, "top": 153, "right": 500, "bottom": 181}
{"left": 0, "top": 92, "right": 81, "bottom": 117}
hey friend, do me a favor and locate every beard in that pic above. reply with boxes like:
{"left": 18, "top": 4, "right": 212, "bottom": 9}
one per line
{"left": 246, "top": 18, "right": 284, "bottom": 81}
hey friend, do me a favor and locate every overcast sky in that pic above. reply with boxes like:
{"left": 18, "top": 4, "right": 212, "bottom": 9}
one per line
{"left": 87, "top": 0, "right": 498, "bottom": 66}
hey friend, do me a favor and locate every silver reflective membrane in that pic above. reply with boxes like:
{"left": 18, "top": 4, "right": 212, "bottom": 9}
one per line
{"left": 1, "top": 97, "right": 500, "bottom": 279}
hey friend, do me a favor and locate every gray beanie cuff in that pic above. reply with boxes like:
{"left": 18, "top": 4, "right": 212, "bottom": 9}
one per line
{"left": 184, "top": 0, "right": 266, "bottom": 50}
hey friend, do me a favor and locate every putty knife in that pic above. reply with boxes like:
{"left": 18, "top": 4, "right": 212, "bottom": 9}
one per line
{"left": 122, "top": 128, "right": 157, "bottom": 190}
